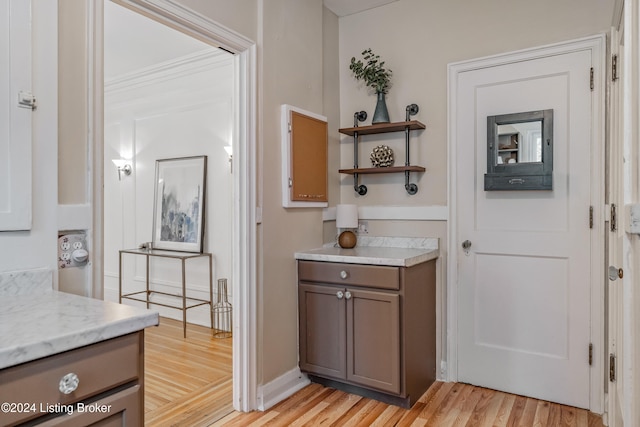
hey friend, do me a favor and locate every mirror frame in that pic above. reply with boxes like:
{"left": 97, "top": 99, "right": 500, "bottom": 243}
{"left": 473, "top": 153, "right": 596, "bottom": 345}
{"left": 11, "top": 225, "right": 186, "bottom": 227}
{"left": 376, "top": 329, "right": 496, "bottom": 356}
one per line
{"left": 484, "top": 109, "right": 553, "bottom": 191}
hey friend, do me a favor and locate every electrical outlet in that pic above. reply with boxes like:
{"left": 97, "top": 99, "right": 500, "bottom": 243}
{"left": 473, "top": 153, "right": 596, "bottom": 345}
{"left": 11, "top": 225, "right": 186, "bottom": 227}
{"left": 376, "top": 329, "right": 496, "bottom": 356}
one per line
{"left": 58, "top": 232, "right": 88, "bottom": 269}
{"left": 358, "top": 221, "right": 369, "bottom": 234}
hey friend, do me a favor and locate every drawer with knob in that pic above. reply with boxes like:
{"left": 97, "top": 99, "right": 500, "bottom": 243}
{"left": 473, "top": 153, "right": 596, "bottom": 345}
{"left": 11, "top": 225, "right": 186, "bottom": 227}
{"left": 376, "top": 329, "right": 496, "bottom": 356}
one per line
{"left": 0, "top": 332, "right": 141, "bottom": 426}
{"left": 298, "top": 260, "right": 399, "bottom": 290}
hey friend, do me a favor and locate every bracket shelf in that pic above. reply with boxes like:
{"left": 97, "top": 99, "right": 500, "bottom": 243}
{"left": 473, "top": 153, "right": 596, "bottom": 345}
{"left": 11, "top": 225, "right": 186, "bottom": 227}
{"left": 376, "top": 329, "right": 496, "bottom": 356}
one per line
{"left": 339, "top": 105, "right": 425, "bottom": 195}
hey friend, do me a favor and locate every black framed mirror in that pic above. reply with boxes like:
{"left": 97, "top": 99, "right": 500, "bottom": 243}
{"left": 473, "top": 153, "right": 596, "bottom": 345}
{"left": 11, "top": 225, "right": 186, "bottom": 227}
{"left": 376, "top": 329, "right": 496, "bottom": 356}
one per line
{"left": 484, "top": 109, "right": 553, "bottom": 191}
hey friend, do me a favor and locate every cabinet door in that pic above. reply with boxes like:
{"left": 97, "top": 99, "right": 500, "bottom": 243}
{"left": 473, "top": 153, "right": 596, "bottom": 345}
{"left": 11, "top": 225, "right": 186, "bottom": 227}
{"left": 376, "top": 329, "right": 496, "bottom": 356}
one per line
{"left": 298, "top": 283, "right": 346, "bottom": 379}
{"left": 0, "top": 0, "right": 33, "bottom": 230}
{"left": 346, "top": 288, "right": 400, "bottom": 394}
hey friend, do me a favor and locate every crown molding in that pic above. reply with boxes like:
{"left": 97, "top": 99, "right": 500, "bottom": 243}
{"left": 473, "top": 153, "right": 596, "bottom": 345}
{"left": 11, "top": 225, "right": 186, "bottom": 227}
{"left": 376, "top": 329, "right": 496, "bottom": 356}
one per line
{"left": 105, "top": 48, "right": 231, "bottom": 93}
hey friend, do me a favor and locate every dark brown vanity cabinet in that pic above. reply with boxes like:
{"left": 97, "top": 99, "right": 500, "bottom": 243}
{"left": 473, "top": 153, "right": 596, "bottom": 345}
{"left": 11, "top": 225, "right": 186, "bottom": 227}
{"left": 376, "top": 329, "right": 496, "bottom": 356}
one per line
{"left": 297, "top": 259, "right": 436, "bottom": 408}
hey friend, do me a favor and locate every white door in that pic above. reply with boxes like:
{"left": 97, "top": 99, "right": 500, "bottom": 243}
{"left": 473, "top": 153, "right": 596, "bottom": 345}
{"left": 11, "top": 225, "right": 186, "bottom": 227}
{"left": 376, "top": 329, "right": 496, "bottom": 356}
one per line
{"left": 0, "top": 0, "right": 32, "bottom": 230}
{"left": 454, "top": 41, "right": 601, "bottom": 409}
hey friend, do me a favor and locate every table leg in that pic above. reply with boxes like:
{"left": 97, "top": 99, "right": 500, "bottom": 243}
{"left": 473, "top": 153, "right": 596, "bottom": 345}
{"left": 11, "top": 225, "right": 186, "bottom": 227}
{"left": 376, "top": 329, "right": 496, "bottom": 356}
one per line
{"left": 145, "top": 254, "right": 150, "bottom": 309}
{"left": 118, "top": 251, "right": 123, "bottom": 303}
{"left": 209, "top": 254, "right": 214, "bottom": 335}
{"left": 182, "top": 258, "right": 187, "bottom": 338}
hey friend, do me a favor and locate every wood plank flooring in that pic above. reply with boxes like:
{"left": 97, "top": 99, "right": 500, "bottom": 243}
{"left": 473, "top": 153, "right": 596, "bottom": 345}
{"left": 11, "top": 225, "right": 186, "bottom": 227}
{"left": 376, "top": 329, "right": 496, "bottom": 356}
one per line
{"left": 144, "top": 317, "right": 233, "bottom": 426}
{"left": 214, "top": 382, "right": 605, "bottom": 427}
{"left": 145, "top": 319, "right": 604, "bottom": 427}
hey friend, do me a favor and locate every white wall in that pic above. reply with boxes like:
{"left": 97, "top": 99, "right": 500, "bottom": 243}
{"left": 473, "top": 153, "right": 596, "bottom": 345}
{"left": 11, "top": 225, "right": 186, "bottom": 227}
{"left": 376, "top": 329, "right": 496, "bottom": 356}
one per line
{"left": 103, "top": 49, "right": 235, "bottom": 326}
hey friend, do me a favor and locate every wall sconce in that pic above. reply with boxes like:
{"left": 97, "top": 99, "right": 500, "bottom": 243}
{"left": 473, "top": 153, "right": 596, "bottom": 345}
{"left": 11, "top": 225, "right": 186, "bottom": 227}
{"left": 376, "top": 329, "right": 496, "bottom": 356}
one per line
{"left": 112, "top": 159, "right": 132, "bottom": 181}
{"left": 336, "top": 204, "right": 358, "bottom": 248}
{"left": 224, "top": 145, "right": 233, "bottom": 173}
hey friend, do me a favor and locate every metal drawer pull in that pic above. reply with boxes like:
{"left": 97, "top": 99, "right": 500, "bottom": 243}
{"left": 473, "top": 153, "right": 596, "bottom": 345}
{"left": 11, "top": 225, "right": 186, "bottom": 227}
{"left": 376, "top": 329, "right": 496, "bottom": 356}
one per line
{"left": 344, "top": 291, "right": 352, "bottom": 300}
{"left": 509, "top": 178, "right": 525, "bottom": 185}
{"left": 336, "top": 291, "right": 344, "bottom": 299}
{"left": 59, "top": 373, "right": 80, "bottom": 394}
{"left": 339, "top": 270, "right": 349, "bottom": 279}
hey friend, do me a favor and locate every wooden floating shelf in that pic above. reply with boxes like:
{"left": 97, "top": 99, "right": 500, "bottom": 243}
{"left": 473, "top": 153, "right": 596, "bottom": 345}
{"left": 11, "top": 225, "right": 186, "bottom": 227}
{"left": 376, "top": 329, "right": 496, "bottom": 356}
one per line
{"left": 339, "top": 166, "right": 426, "bottom": 175}
{"left": 338, "top": 120, "right": 425, "bottom": 136}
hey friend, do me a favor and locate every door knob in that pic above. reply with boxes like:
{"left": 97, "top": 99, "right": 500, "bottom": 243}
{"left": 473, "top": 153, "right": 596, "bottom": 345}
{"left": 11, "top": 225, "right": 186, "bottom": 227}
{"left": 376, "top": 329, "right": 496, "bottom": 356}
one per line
{"left": 336, "top": 291, "right": 344, "bottom": 299}
{"left": 462, "top": 240, "right": 472, "bottom": 255}
{"left": 609, "top": 265, "right": 624, "bottom": 281}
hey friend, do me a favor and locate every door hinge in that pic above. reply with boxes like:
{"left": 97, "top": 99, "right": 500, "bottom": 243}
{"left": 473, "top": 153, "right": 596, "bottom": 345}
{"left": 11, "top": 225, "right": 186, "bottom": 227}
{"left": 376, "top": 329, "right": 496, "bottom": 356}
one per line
{"left": 590, "top": 67, "right": 594, "bottom": 91}
{"left": 589, "top": 206, "right": 594, "bottom": 229}
{"left": 610, "top": 353, "right": 617, "bottom": 382}
{"left": 611, "top": 203, "right": 618, "bottom": 232}
{"left": 589, "top": 343, "right": 593, "bottom": 365}
{"left": 612, "top": 54, "right": 619, "bottom": 81}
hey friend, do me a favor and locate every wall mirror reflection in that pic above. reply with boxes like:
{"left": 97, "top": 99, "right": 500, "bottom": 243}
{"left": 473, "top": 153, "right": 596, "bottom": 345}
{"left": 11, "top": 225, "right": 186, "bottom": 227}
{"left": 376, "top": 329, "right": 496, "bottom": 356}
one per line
{"left": 485, "top": 109, "right": 553, "bottom": 191}
{"left": 496, "top": 121, "right": 542, "bottom": 164}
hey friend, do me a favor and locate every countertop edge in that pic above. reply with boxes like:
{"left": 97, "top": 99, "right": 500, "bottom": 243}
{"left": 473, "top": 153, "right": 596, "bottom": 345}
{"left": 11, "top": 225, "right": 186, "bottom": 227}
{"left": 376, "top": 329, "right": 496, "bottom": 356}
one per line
{"left": 0, "top": 313, "right": 159, "bottom": 370}
{"left": 294, "top": 248, "right": 439, "bottom": 267}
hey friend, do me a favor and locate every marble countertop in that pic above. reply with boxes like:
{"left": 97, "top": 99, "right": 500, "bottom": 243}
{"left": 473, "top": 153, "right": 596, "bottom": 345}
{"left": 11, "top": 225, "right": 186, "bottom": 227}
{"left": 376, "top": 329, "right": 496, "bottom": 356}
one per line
{"left": 0, "top": 290, "right": 159, "bottom": 370}
{"left": 294, "top": 236, "right": 439, "bottom": 267}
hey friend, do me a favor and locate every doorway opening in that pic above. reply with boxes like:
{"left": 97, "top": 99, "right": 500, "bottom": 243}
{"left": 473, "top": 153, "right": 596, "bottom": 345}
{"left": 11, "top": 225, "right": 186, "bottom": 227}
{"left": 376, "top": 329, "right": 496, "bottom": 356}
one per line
{"left": 103, "top": 2, "right": 234, "bottom": 423}
{"left": 90, "top": 0, "right": 258, "bottom": 416}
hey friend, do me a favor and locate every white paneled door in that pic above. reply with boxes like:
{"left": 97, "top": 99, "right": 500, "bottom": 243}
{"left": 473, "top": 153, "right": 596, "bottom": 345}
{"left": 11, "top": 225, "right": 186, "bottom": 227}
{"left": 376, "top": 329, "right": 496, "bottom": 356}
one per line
{"left": 0, "top": 0, "right": 32, "bottom": 230}
{"left": 454, "top": 40, "right": 601, "bottom": 409}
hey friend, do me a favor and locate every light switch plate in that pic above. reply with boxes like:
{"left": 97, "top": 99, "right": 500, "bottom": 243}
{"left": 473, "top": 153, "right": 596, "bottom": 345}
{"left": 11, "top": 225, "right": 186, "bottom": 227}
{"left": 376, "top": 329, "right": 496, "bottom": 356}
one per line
{"left": 625, "top": 204, "right": 640, "bottom": 234}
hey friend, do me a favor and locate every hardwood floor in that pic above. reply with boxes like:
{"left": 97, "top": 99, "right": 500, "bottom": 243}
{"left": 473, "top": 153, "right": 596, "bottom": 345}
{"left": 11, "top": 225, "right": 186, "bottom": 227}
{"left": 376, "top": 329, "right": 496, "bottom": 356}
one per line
{"left": 214, "top": 382, "right": 605, "bottom": 427}
{"left": 144, "top": 317, "right": 233, "bottom": 426}
{"left": 144, "top": 319, "right": 604, "bottom": 426}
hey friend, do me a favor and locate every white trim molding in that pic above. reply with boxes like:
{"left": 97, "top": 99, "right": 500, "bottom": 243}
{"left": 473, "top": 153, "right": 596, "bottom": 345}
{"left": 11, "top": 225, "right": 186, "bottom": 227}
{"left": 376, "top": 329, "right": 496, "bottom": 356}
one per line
{"left": 58, "top": 204, "right": 92, "bottom": 231}
{"left": 448, "top": 34, "right": 606, "bottom": 412}
{"left": 105, "top": 48, "right": 231, "bottom": 93}
{"left": 257, "top": 367, "right": 310, "bottom": 411}
{"left": 323, "top": 205, "right": 448, "bottom": 222}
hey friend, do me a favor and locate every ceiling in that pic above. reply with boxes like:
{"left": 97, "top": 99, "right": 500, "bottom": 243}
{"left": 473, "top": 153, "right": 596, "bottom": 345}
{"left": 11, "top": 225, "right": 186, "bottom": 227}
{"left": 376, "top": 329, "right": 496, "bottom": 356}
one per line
{"left": 104, "top": 1, "right": 216, "bottom": 81}
{"left": 323, "top": 0, "right": 400, "bottom": 17}
{"left": 104, "top": 0, "right": 400, "bottom": 80}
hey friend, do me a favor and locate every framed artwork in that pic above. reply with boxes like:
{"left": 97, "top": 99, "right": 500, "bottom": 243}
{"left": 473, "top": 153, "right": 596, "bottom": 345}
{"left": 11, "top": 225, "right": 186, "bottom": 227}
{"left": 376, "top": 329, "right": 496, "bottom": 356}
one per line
{"left": 152, "top": 156, "right": 207, "bottom": 252}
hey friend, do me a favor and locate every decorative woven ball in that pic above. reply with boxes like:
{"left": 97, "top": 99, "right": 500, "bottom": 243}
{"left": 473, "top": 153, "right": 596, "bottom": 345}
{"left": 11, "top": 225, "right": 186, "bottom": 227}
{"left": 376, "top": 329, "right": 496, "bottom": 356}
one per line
{"left": 370, "top": 145, "right": 394, "bottom": 167}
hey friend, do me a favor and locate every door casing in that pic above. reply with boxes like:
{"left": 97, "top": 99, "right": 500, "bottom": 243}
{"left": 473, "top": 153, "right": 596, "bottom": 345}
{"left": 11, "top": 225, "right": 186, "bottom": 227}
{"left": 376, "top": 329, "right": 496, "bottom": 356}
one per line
{"left": 447, "top": 34, "right": 606, "bottom": 412}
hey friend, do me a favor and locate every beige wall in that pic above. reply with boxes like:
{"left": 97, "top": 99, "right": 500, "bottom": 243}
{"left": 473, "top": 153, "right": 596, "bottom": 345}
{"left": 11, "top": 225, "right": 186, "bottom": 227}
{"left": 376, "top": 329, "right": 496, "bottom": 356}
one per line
{"left": 53, "top": 0, "right": 615, "bottom": 397}
{"left": 338, "top": 0, "right": 613, "bottom": 207}
{"left": 258, "top": 0, "right": 331, "bottom": 384}
{"left": 335, "top": 0, "right": 613, "bottom": 376}
{"left": 58, "top": 1, "right": 88, "bottom": 205}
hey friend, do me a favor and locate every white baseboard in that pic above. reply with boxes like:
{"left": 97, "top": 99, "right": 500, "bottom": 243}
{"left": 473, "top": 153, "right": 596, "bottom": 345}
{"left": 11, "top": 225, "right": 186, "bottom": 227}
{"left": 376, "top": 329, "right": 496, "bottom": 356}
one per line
{"left": 257, "top": 367, "right": 310, "bottom": 411}
{"left": 323, "top": 205, "right": 448, "bottom": 221}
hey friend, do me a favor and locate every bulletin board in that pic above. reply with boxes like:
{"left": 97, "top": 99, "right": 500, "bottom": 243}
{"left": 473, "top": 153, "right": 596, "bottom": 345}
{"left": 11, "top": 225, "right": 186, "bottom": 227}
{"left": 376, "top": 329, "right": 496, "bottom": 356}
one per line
{"left": 281, "top": 105, "right": 328, "bottom": 208}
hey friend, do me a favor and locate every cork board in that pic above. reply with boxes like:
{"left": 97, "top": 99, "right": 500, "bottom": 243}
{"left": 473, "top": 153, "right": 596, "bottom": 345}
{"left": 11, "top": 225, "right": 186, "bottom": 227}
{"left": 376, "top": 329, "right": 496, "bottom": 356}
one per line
{"left": 281, "top": 105, "right": 328, "bottom": 208}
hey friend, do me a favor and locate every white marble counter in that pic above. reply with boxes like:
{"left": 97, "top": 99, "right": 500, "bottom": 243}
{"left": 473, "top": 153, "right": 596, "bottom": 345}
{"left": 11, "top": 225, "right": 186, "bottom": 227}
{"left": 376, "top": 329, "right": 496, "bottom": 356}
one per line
{"left": 0, "top": 289, "right": 159, "bottom": 370}
{"left": 294, "top": 236, "right": 439, "bottom": 267}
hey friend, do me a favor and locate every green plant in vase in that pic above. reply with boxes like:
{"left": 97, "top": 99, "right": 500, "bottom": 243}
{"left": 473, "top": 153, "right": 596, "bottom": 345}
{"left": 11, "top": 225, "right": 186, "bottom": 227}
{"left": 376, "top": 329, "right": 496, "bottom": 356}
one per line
{"left": 349, "top": 48, "right": 392, "bottom": 123}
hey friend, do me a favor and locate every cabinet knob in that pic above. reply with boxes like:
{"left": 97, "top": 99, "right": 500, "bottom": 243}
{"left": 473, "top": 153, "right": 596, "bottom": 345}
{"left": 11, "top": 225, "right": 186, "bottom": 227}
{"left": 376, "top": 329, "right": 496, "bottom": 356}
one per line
{"left": 59, "top": 372, "right": 80, "bottom": 394}
{"left": 344, "top": 291, "right": 352, "bottom": 300}
{"left": 340, "top": 270, "right": 349, "bottom": 280}
{"left": 336, "top": 291, "right": 344, "bottom": 299}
